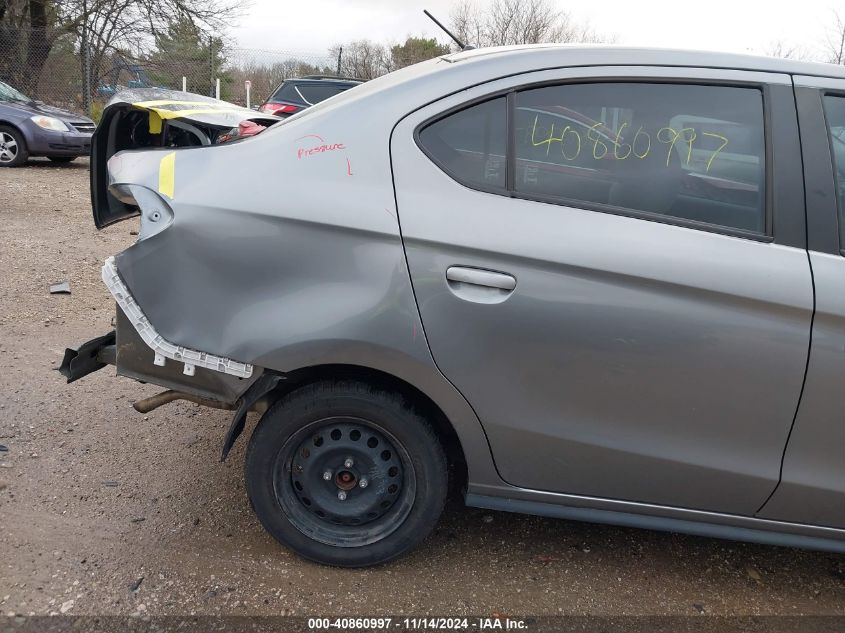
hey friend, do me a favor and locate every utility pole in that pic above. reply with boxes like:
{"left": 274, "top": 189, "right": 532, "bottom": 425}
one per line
{"left": 336, "top": 46, "right": 342, "bottom": 77}
{"left": 81, "top": 0, "right": 92, "bottom": 115}
{"left": 209, "top": 36, "right": 215, "bottom": 97}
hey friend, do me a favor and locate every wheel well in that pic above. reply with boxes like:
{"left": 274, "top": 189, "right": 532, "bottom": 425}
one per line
{"left": 271, "top": 364, "right": 468, "bottom": 492}
{"left": 0, "top": 122, "right": 26, "bottom": 147}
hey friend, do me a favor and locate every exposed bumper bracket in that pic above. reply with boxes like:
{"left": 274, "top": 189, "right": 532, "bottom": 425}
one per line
{"left": 58, "top": 331, "right": 116, "bottom": 383}
{"left": 102, "top": 256, "right": 254, "bottom": 379}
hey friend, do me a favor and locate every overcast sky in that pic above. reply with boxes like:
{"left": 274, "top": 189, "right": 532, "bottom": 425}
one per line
{"left": 230, "top": 0, "right": 837, "bottom": 60}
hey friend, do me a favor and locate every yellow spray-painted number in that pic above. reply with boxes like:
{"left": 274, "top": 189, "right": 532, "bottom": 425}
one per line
{"left": 529, "top": 114, "right": 583, "bottom": 161}
{"left": 587, "top": 123, "right": 609, "bottom": 160}
{"left": 632, "top": 126, "right": 651, "bottom": 159}
{"left": 657, "top": 127, "right": 697, "bottom": 167}
{"left": 530, "top": 114, "right": 563, "bottom": 156}
{"left": 158, "top": 151, "right": 176, "bottom": 199}
{"left": 702, "top": 132, "right": 729, "bottom": 171}
{"left": 613, "top": 122, "right": 632, "bottom": 160}
{"left": 524, "top": 113, "right": 731, "bottom": 173}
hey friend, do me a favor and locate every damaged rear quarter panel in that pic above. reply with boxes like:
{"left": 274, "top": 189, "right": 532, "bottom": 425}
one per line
{"left": 109, "top": 70, "right": 503, "bottom": 486}
{"left": 115, "top": 114, "right": 418, "bottom": 371}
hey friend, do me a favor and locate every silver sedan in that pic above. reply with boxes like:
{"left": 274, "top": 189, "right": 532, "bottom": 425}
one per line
{"left": 62, "top": 46, "right": 845, "bottom": 566}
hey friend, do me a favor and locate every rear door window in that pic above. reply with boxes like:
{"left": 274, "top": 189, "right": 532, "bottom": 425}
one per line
{"left": 823, "top": 95, "right": 845, "bottom": 251}
{"left": 417, "top": 97, "right": 507, "bottom": 190}
{"left": 513, "top": 83, "right": 766, "bottom": 233}
{"left": 418, "top": 82, "right": 768, "bottom": 236}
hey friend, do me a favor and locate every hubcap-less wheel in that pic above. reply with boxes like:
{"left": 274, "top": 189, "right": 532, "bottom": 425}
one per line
{"left": 274, "top": 417, "right": 415, "bottom": 547}
{"left": 245, "top": 380, "right": 448, "bottom": 566}
{"left": 0, "top": 132, "right": 18, "bottom": 163}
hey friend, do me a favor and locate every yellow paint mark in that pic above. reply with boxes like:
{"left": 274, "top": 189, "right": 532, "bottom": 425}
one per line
{"left": 148, "top": 110, "right": 162, "bottom": 134}
{"left": 133, "top": 99, "right": 235, "bottom": 108}
{"left": 136, "top": 105, "right": 255, "bottom": 121}
{"left": 158, "top": 151, "right": 176, "bottom": 199}
{"left": 153, "top": 107, "right": 253, "bottom": 120}
{"left": 134, "top": 99, "right": 254, "bottom": 128}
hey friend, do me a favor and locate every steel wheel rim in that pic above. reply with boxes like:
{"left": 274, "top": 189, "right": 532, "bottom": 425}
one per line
{"left": 0, "top": 132, "right": 17, "bottom": 163}
{"left": 273, "top": 416, "right": 416, "bottom": 547}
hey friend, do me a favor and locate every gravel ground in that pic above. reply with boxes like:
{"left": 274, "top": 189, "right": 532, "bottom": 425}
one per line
{"left": 1, "top": 159, "right": 845, "bottom": 618}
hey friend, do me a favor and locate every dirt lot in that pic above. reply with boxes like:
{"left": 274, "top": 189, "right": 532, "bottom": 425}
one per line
{"left": 1, "top": 159, "right": 844, "bottom": 618}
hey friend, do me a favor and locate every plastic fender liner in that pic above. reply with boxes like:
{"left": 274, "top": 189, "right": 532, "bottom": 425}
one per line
{"left": 221, "top": 373, "right": 286, "bottom": 461}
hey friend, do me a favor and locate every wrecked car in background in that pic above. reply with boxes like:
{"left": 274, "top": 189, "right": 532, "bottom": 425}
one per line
{"left": 62, "top": 46, "right": 845, "bottom": 567}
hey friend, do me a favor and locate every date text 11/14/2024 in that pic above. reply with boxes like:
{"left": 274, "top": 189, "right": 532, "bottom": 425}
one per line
{"left": 307, "top": 617, "right": 530, "bottom": 630}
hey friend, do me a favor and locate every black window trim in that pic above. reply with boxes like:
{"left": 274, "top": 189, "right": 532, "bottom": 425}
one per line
{"left": 819, "top": 90, "right": 845, "bottom": 256}
{"left": 414, "top": 76, "right": 775, "bottom": 243}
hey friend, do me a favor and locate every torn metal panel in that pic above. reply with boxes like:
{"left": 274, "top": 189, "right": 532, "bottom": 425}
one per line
{"left": 90, "top": 88, "right": 279, "bottom": 229}
{"left": 104, "top": 88, "right": 279, "bottom": 130}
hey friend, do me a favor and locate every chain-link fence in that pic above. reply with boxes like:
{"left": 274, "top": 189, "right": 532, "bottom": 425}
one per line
{"left": 0, "top": 26, "right": 339, "bottom": 120}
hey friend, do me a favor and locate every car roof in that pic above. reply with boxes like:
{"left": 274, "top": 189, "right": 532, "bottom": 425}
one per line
{"left": 286, "top": 77, "right": 362, "bottom": 85}
{"left": 441, "top": 44, "right": 845, "bottom": 80}
{"left": 264, "top": 44, "right": 845, "bottom": 133}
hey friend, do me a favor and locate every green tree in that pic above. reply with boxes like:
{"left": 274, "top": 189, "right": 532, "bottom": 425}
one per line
{"left": 147, "top": 17, "right": 229, "bottom": 97}
{"left": 390, "top": 36, "right": 449, "bottom": 70}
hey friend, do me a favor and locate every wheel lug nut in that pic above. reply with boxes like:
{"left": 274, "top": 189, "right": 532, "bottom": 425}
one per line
{"left": 337, "top": 490, "right": 347, "bottom": 501}
{"left": 322, "top": 470, "right": 332, "bottom": 481}
{"left": 344, "top": 457, "right": 354, "bottom": 468}
{"left": 359, "top": 477, "right": 368, "bottom": 489}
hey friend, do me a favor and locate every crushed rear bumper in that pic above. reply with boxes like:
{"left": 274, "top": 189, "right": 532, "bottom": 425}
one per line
{"left": 60, "top": 313, "right": 281, "bottom": 461}
{"left": 59, "top": 258, "right": 262, "bottom": 405}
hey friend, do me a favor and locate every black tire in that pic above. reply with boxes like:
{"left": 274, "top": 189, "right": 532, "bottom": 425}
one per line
{"left": 48, "top": 156, "right": 75, "bottom": 164}
{"left": 0, "top": 125, "right": 28, "bottom": 167}
{"left": 245, "top": 380, "right": 448, "bottom": 567}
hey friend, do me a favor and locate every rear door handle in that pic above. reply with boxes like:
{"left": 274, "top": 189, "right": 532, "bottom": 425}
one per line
{"left": 446, "top": 266, "right": 516, "bottom": 291}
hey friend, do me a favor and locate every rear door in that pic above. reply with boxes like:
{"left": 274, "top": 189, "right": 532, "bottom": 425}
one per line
{"left": 758, "top": 76, "right": 845, "bottom": 528}
{"left": 391, "top": 66, "right": 812, "bottom": 514}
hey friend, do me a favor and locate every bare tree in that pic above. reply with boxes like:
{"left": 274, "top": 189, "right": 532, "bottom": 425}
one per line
{"left": 450, "top": 0, "right": 485, "bottom": 50}
{"left": 764, "top": 39, "right": 810, "bottom": 61}
{"left": 0, "top": 0, "right": 244, "bottom": 96}
{"left": 227, "top": 55, "right": 335, "bottom": 105}
{"left": 450, "top": 0, "right": 609, "bottom": 49}
{"left": 329, "top": 40, "right": 391, "bottom": 80}
{"left": 825, "top": 9, "right": 845, "bottom": 65}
